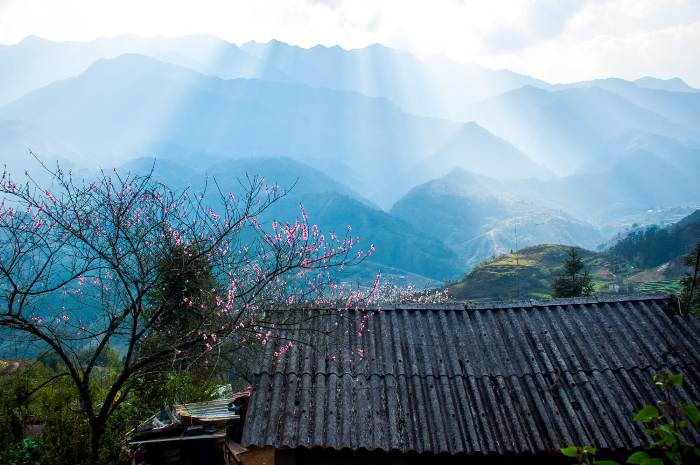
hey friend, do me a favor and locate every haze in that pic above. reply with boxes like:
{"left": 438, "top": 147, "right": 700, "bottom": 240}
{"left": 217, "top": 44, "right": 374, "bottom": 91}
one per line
{"left": 2, "top": 0, "right": 700, "bottom": 86}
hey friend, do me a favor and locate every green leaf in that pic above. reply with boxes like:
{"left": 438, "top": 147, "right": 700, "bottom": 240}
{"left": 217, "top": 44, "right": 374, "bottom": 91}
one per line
{"left": 657, "top": 425, "right": 677, "bottom": 446}
{"left": 561, "top": 446, "right": 579, "bottom": 458}
{"left": 627, "top": 451, "right": 650, "bottom": 464}
{"left": 640, "top": 458, "right": 663, "bottom": 465}
{"left": 594, "top": 461, "right": 620, "bottom": 465}
{"left": 664, "top": 450, "right": 682, "bottom": 465}
{"left": 694, "top": 447, "right": 700, "bottom": 457}
{"left": 634, "top": 405, "right": 659, "bottom": 422}
{"left": 667, "top": 372, "right": 683, "bottom": 385}
{"left": 682, "top": 403, "right": 700, "bottom": 424}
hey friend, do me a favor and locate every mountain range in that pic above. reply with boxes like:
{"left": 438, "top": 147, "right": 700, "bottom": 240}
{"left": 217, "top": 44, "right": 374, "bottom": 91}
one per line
{"left": 449, "top": 209, "right": 700, "bottom": 301}
{"left": 1, "top": 35, "right": 698, "bottom": 284}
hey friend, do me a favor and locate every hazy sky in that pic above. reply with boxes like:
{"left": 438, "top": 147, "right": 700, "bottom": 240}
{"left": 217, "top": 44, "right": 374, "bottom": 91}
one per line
{"left": 1, "top": 0, "right": 699, "bottom": 86}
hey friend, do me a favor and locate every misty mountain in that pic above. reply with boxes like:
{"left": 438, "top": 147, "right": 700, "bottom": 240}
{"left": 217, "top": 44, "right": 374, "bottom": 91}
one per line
{"left": 468, "top": 85, "right": 696, "bottom": 175}
{"left": 380, "top": 122, "right": 552, "bottom": 204}
{"left": 120, "top": 157, "right": 462, "bottom": 283}
{"left": 3, "top": 36, "right": 697, "bottom": 182}
{"left": 634, "top": 76, "right": 699, "bottom": 93}
{"left": 0, "top": 34, "right": 293, "bottom": 106}
{"left": 506, "top": 132, "right": 700, "bottom": 224}
{"left": 556, "top": 78, "right": 700, "bottom": 132}
{"left": 268, "top": 192, "right": 462, "bottom": 282}
{"left": 0, "top": 53, "right": 543, "bottom": 208}
{"left": 239, "top": 40, "right": 550, "bottom": 119}
{"left": 1, "top": 35, "right": 552, "bottom": 119}
{"left": 1, "top": 35, "right": 697, "bottom": 281}
{"left": 391, "top": 169, "right": 604, "bottom": 270}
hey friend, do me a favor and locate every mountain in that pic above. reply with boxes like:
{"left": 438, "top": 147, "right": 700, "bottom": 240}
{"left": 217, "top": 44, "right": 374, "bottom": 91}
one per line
{"left": 635, "top": 76, "right": 699, "bottom": 93}
{"left": 556, "top": 78, "right": 700, "bottom": 132}
{"left": 390, "top": 169, "right": 604, "bottom": 270}
{"left": 449, "top": 210, "right": 700, "bottom": 300}
{"left": 120, "top": 157, "right": 462, "bottom": 283}
{"left": 468, "top": 85, "right": 696, "bottom": 175}
{"left": 1, "top": 35, "right": 697, "bottom": 277}
{"left": 3, "top": 36, "right": 696, "bottom": 185}
{"left": 382, "top": 122, "right": 551, "bottom": 204}
{"left": 0, "top": 34, "right": 291, "bottom": 106}
{"left": 239, "top": 40, "right": 550, "bottom": 119}
{"left": 606, "top": 209, "right": 700, "bottom": 269}
{"left": 0, "top": 53, "right": 543, "bottom": 208}
{"left": 0, "top": 120, "right": 86, "bottom": 181}
{"left": 506, "top": 133, "right": 700, "bottom": 224}
{"left": 266, "top": 192, "right": 462, "bottom": 282}
{"left": 447, "top": 245, "right": 612, "bottom": 300}
{"left": 0, "top": 36, "right": 547, "bottom": 112}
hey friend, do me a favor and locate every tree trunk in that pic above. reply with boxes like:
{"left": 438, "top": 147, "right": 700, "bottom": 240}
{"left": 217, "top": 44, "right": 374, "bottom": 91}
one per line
{"left": 90, "top": 421, "right": 105, "bottom": 465}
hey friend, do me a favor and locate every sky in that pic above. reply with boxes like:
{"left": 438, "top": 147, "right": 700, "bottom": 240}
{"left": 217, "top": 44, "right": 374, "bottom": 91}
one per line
{"left": 1, "top": 0, "right": 699, "bottom": 86}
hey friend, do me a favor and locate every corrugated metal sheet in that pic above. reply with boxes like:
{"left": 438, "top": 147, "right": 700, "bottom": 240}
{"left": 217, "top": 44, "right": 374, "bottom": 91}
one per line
{"left": 242, "top": 295, "right": 700, "bottom": 455}
{"left": 175, "top": 398, "right": 240, "bottom": 422}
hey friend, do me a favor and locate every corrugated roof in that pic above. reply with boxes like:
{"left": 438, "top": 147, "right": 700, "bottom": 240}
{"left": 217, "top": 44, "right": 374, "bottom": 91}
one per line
{"left": 175, "top": 398, "right": 240, "bottom": 422}
{"left": 241, "top": 295, "right": 700, "bottom": 455}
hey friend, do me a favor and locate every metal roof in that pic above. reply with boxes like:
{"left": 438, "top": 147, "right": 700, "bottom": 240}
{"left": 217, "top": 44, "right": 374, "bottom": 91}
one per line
{"left": 241, "top": 295, "right": 700, "bottom": 455}
{"left": 175, "top": 398, "right": 241, "bottom": 422}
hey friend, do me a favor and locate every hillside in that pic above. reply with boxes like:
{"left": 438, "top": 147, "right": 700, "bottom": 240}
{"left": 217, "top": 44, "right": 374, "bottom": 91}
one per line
{"left": 449, "top": 210, "right": 700, "bottom": 300}
{"left": 391, "top": 169, "right": 604, "bottom": 270}
{"left": 120, "top": 157, "right": 462, "bottom": 283}
{"left": 607, "top": 209, "right": 700, "bottom": 268}
{"left": 447, "top": 245, "right": 616, "bottom": 300}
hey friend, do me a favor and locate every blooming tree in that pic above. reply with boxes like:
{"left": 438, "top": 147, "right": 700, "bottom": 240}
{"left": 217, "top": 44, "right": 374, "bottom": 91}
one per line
{"left": 0, "top": 161, "right": 373, "bottom": 464}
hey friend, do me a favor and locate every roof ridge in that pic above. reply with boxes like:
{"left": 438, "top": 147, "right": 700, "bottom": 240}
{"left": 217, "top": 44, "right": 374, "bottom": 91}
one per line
{"left": 270, "top": 293, "right": 677, "bottom": 312}
{"left": 254, "top": 363, "right": 697, "bottom": 381}
{"left": 461, "top": 293, "right": 677, "bottom": 310}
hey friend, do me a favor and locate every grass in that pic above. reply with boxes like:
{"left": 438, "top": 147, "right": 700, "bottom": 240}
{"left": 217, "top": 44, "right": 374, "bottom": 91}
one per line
{"left": 490, "top": 255, "right": 538, "bottom": 267}
{"left": 448, "top": 243, "right": 690, "bottom": 301}
{"left": 637, "top": 280, "right": 682, "bottom": 295}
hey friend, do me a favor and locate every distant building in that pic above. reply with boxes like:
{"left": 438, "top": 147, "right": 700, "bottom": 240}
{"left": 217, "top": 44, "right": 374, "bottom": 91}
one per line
{"left": 238, "top": 295, "right": 700, "bottom": 465}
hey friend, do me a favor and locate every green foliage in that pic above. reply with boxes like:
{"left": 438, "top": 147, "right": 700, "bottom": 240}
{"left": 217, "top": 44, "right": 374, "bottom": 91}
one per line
{"left": 133, "top": 370, "right": 219, "bottom": 412}
{"left": 449, "top": 244, "right": 604, "bottom": 300}
{"left": 679, "top": 241, "right": 700, "bottom": 317}
{"left": 133, "top": 244, "right": 224, "bottom": 411}
{"left": 551, "top": 248, "right": 593, "bottom": 298}
{"left": 561, "top": 370, "right": 700, "bottom": 465}
{"left": 0, "top": 356, "right": 133, "bottom": 465}
{"left": 1, "top": 438, "right": 42, "bottom": 465}
{"left": 638, "top": 281, "right": 683, "bottom": 296}
{"left": 559, "top": 445, "right": 618, "bottom": 465}
{"left": 607, "top": 211, "right": 700, "bottom": 269}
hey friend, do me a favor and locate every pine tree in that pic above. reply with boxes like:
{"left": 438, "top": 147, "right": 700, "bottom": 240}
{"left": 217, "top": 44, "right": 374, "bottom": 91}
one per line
{"left": 551, "top": 248, "right": 593, "bottom": 298}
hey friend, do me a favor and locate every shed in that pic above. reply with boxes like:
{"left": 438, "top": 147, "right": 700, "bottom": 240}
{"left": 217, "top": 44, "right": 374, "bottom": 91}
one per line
{"left": 129, "top": 388, "right": 251, "bottom": 465}
{"left": 239, "top": 295, "right": 700, "bottom": 464}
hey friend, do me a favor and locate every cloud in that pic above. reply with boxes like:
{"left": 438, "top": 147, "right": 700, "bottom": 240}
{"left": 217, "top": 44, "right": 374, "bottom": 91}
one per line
{"left": 306, "top": 0, "right": 343, "bottom": 10}
{"left": 0, "top": 0, "right": 698, "bottom": 85}
{"left": 483, "top": 0, "right": 593, "bottom": 52}
{"left": 484, "top": 19, "right": 700, "bottom": 86}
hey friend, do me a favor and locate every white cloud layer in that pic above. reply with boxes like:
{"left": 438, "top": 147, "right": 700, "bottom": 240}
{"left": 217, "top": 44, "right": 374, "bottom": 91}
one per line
{"left": 1, "top": 0, "right": 699, "bottom": 85}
